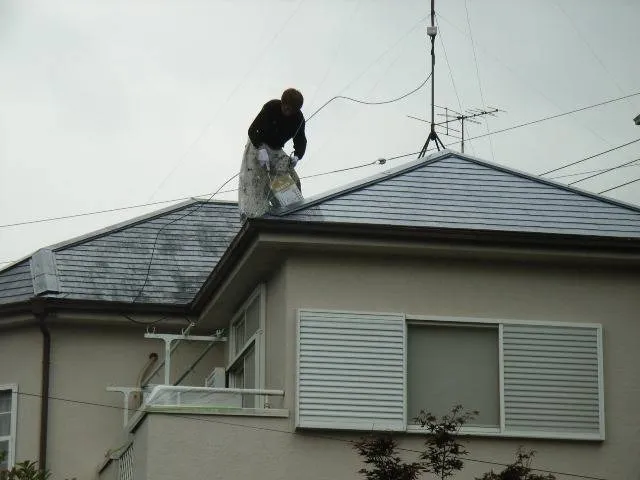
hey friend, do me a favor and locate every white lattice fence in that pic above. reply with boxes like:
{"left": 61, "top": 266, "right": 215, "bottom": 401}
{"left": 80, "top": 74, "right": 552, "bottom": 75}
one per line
{"left": 118, "top": 443, "right": 134, "bottom": 480}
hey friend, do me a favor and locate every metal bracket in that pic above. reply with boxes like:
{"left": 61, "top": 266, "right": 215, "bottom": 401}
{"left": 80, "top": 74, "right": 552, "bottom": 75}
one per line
{"left": 144, "top": 332, "right": 227, "bottom": 385}
{"left": 106, "top": 387, "right": 143, "bottom": 426}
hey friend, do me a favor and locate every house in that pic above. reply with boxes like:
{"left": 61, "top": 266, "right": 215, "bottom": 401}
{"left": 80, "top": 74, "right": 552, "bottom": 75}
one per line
{"left": 1, "top": 150, "right": 639, "bottom": 480}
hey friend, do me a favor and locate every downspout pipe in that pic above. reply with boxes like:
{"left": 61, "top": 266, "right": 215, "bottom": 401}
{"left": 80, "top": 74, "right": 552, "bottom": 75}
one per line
{"left": 36, "top": 311, "right": 50, "bottom": 472}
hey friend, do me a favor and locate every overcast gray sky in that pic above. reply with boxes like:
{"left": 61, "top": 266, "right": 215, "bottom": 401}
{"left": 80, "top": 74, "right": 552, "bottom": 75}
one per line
{"left": 1, "top": 0, "right": 639, "bottom": 267}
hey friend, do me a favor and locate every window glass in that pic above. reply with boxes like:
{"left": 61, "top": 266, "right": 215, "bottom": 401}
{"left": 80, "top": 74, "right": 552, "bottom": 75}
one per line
{"left": 407, "top": 325, "right": 499, "bottom": 427}
{"left": 242, "top": 346, "right": 256, "bottom": 408}
{"left": 0, "top": 439, "right": 8, "bottom": 469}
{"left": 0, "top": 391, "right": 10, "bottom": 437}
{"left": 233, "top": 318, "right": 245, "bottom": 355}
{"left": 245, "top": 297, "right": 260, "bottom": 340}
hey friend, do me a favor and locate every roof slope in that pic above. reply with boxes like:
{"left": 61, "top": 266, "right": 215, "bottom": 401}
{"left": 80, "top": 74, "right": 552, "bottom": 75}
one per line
{"left": 276, "top": 151, "right": 640, "bottom": 238}
{"left": 0, "top": 260, "right": 34, "bottom": 305}
{"left": 0, "top": 201, "right": 241, "bottom": 306}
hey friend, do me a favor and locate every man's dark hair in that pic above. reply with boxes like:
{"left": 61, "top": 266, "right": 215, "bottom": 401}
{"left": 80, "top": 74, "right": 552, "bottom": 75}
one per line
{"left": 281, "top": 88, "right": 304, "bottom": 111}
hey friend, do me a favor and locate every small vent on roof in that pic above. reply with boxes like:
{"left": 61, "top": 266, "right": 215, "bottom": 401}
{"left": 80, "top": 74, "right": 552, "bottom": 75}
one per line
{"left": 30, "top": 248, "right": 60, "bottom": 296}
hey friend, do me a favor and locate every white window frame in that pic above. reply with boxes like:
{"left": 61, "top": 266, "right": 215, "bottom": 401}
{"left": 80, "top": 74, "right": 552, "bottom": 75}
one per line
{"left": 405, "top": 315, "right": 604, "bottom": 441}
{"left": 0, "top": 384, "right": 18, "bottom": 469}
{"left": 226, "top": 285, "right": 266, "bottom": 408}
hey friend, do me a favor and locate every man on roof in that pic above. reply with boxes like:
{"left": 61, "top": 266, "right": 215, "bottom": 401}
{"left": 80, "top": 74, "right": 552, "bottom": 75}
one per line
{"left": 239, "top": 88, "right": 307, "bottom": 219}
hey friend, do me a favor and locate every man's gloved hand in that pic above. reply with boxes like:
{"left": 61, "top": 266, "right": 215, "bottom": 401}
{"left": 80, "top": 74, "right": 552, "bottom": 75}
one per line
{"left": 290, "top": 155, "right": 299, "bottom": 168}
{"left": 257, "top": 148, "right": 270, "bottom": 171}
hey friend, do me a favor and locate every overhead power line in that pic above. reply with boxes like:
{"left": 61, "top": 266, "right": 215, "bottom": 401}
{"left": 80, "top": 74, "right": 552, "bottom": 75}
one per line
{"left": 549, "top": 161, "right": 640, "bottom": 180}
{"left": 538, "top": 138, "right": 640, "bottom": 176}
{"left": 599, "top": 177, "right": 640, "bottom": 194}
{"left": 568, "top": 157, "right": 640, "bottom": 185}
{"left": 148, "top": 0, "right": 308, "bottom": 201}
{"left": 0, "top": 91, "right": 638, "bottom": 234}
{"left": 13, "top": 389, "right": 607, "bottom": 480}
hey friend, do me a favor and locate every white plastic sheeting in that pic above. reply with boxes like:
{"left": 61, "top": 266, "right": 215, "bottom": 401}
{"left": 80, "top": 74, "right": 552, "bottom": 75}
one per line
{"left": 238, "top": 140, "right": 300, "bottom": 218}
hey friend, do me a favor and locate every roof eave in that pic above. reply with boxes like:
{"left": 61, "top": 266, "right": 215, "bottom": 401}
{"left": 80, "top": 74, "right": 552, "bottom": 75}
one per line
{"left": 190, "top": 217, "right": 640, "bottom": 311}
{"left": 0, "top": 296, "right": 191, "bottom": 318}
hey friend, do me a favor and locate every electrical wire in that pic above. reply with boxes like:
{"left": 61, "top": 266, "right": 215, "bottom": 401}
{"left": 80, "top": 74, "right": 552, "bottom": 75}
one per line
{"left": 305, "top": 72, "right": 432, "bottom": 124}
{"left": 131, "top": 172, "right": 239, "bottom": 303}
{"left": 306, "top": 0, "right": 363, "bottom": 109}
{"left": 568, "top": 157, "right": 640, "bottom": 186}
{"left": 538, "top": 138, "right": 640, "bottom": 176}
{"left": 551, "top": 0, "right": 632, "bottom": 106}
{"left": 120, "top": 314, "right": 191, "bottom": 326}
{"left": 147, "top": 0, "right": 308, "bottom": 201}
{"left": 599, "top": 177, "right": 640, "bottom": 195}
{"left": 435, "top": 12, "right": 614, "bottom": 148}
{"left": 549, "top": 161, "right": 640, "bottom": 180}
{"left": 464, "top": 0, "right": 495, "bottom": 162}
{"left": 131, "top": 71, "right": 433, "bottom": 301}
{"left": 11, "top": 389, "right": 608, "bottom": 480}
{"left": 434, "top": 16, "right": 475, "bottom": 155}
{"left": 1, "top": 90, "right": 637, "bottom": 235}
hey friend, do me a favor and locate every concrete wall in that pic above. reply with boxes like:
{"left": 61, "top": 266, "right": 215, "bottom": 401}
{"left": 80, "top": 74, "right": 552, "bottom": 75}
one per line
{"left": 131, "top": 411, "right": 628, "bottom": 480}
{"left": 0, "top": 325, "right": 42, "bottom": 466}
{"left": 277, "top": 252, "right": 640, "bottom": 479}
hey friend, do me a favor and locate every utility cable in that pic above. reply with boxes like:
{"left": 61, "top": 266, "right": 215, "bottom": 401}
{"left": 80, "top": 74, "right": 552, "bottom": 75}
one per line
{"left": 599, "top": 177, "right": 640, "bottom": 195}
{"left": 131, "top": 72, "right": 432, "bottom": 302}
{"left": 435, "top": 11, "right": 614, "bottom": 148}
{"left": 464, "top": 0, "right": 495, "bottom": 162}
{"left": 434, "top": 15, "right": 475, "bottom": 155}
{"left": 11, "top": 390, "right": 608, "bottom": 480}
{"left": 551, "top": 0, "right": 633, "bottom": 107}
{"left": 0, "top": 90, "right": 637, "bottom": 234}
{"left": 567, "top": 157, "right": 640, "bottom": 186}
{"left": 305, "top": 72, "right": 432, "bottom": 124}
{"left": 131, "top": 172, "right": 239, "bottom": 303}
{"left": 538, "top": 138, "right": 640, "bottom": 176}
{"left": 549, "top": 161, "right": 640, "bottom": 180}
{"left": 148, "top": 0, "right": 307, "bottom": 201}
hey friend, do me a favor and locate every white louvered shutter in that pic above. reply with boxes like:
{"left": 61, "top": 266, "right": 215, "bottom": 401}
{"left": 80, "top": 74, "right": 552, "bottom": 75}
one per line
{"left": 297, "top": 310, "right": 406, "bottom": 431}
{"left": 502, "top": 324, "right": 603, "bottom": 439}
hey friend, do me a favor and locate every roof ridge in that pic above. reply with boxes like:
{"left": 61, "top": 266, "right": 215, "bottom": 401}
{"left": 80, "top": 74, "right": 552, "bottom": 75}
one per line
{"left": 451, "top": 151, "right": 640, "bottom": 215}
{"left": 47, "top": 199, "right": 201, "bottom": 252}
{"left": 271, "top": 150, "right": 452, "bottom": 216}
{"left": 273, "top": 149, "right": 640, "bottom": 217}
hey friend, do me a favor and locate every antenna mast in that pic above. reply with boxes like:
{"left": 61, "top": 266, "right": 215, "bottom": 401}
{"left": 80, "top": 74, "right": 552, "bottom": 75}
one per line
{"left": 418, "top": 0, "right": 445, "bottom": 158}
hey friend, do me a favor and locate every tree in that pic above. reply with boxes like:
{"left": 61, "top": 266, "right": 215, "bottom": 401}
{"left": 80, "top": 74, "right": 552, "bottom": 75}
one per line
{"left": 475, "top": 448, "right": 556, "bottom": 480}
{"left": 353, "top": 434, "right": 423, "bottom": 480}
{"left": 414, "top": 404, "right": 477, "bottom": 480}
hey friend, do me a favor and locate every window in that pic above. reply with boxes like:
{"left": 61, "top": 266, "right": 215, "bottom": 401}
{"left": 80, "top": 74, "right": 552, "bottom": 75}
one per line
{"left": 297, "top": 310, "right": 604, "bottom": 440}
{"left": 407, "top": 324, "right": 500, "bottom": 429}
{"left": 228, "top": 286, "right": 265, "bottom": 408}
{"left": 0, "top": 385, "right": 17, "bottom": 470}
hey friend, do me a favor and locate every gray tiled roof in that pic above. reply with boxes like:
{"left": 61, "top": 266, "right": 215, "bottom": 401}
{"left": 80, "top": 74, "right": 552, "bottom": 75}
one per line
{"left": 276, "top": 151, "right": 640, "bottom": 238}
{"left": 2, "top": 150, "right": 640, "bottom": 309}
{"left": 0, "top": 201, "right": 241, "bottom": 306}
{"left": 0, "top": 260, "right": 33, "bottom": 305}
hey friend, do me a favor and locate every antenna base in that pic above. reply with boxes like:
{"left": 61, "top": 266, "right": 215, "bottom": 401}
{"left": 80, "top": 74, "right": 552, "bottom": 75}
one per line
{"left": 418, "top": 130, "right": 446, "bottom": 158}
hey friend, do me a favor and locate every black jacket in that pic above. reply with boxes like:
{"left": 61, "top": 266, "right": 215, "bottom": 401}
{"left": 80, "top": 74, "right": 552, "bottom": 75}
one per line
{"left": 248, "top": 99, "right": 307, "bottom": 159}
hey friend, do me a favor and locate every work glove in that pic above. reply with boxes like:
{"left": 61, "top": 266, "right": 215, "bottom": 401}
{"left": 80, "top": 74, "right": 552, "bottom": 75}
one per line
{"left": 290, "top": 155, "right": 299, "bottom": 168}
{"left": 257, "top": 148, "right": 270, "bottom": 171}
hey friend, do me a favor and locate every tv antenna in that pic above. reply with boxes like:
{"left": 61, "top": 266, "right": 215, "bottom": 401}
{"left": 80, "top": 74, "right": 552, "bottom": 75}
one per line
{"left": 409, "top": 106, "right": 502, "bottom": 154}
{"left": 418, "top": 0, "right": 444, "bottom": 158}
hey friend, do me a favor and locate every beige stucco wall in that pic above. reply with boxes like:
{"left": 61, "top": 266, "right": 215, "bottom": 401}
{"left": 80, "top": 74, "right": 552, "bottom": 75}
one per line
{"left": 47, "top": 322, "right": 228, "bottom": 480}
{"left": 0, "top": 325, "right": 42, "bottom": 465}
{"left": 99, "top": 247, "right": 640, "bottom": 480}
{"left": 277, "top": 251, "right": 640, "bottom": 479}
{"left": 0, "top": 318, "right": 227, "bottom": 480}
